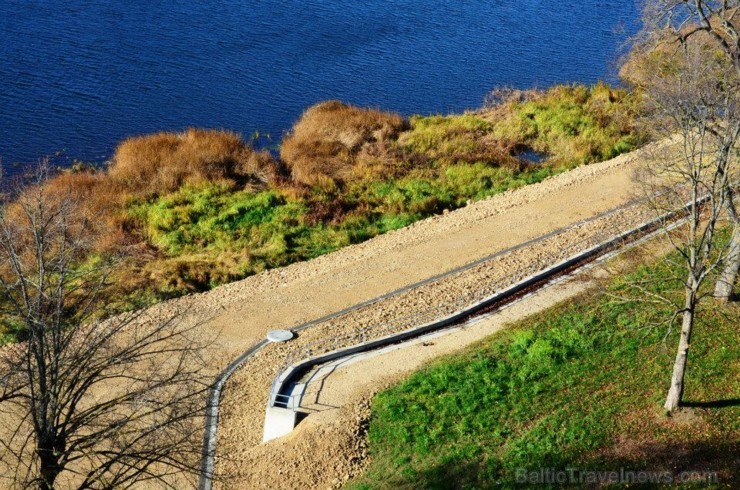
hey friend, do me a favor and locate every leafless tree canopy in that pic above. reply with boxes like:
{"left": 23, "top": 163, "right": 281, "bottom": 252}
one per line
{"left": 640, "top": 1, "right": 739, "bottom": 69}
{"left": 0, "top": 165, "right": 213, "bottom": 489}
{"left": 621, "top": 1, "right": 739, "bottom": 412}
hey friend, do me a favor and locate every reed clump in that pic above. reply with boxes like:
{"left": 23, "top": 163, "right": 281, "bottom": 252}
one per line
{"left": 280, "top": 101, "right": 407, "bottom": 188}
{"left": 109, "top": 128, "right": 279, "bottom": 197}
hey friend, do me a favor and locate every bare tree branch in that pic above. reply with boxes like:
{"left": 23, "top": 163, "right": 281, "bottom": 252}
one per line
{"left": 0, "top": 162, "right": 216, "bottom": 489}
{"left": 622, "top": 12, "right": 739, "bottom": 411}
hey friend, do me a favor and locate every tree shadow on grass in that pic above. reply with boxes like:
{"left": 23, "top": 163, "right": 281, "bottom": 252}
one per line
{"left": 682, "top": 398, "right": 740, "bottom": 408}
{"left": 587, "top": 439, "right": 739, "bottom": 488}
{"left": 379, "top": 459, "right": 489, "bottom": 490}
{"left": 377, "top": 439, "right": 739, "bottom": 489}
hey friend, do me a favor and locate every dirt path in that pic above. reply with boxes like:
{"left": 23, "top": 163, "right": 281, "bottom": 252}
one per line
{"left": 184, "top": 140, "right": 662, "bottom": 368}
{"left": 226, "top": 263, "right": 610, "bottom": 489}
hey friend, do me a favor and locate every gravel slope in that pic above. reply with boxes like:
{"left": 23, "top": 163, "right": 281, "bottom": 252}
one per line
{"left": 178, "top": 140, "right": 668, "bottom": 364}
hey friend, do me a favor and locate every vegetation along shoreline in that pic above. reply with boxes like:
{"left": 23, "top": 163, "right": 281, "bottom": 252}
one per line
{"left": 1, "top": 82, "right": 644, "bottom": 343}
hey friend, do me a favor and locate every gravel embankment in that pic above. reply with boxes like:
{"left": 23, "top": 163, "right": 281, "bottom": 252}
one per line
{"left": 144, "top": 140, "right": 672, "bottom": 487}
{"left": 150, "top": 138, "right": 669, "bottom": 365}
{"left": 215, "top": 197, "right": 655, "bottom": 485}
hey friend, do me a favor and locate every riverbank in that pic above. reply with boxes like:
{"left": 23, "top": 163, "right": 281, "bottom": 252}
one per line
{"left": 1, "top": 83, "right": 644, "bottom": 343}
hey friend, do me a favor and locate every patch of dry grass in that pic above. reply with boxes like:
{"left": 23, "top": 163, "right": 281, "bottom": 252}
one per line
{"left": 280, "top": 101, "right": 407, "bottom": 188}
{"left": 109, "top": 128, "right": 279, "bottom": 197}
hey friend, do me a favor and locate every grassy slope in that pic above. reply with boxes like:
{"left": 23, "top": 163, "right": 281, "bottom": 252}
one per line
{"left": 129, "top": 84, "right": 641, "bottom": 296}
{"left": 128, "top": 164, "right": 555, "bottom": 292}
{"left": 351, "top": 251, "right": 739, "bottom": 488}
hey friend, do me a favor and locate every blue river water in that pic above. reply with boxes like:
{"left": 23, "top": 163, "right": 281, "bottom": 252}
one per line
{"left": 0, "top": 1, "right": 639, "bottom": 173}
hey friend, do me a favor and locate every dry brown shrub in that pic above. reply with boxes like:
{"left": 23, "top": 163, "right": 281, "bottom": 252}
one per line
{"left": 241, "top": 149, "right": 282, "bottom": 187}
{"left": 14, "top": 169, "right": 128, "bottom": 254}
{"left": 109, "top": 128, "right": 279, "bottom": 196}
{"left": 280, "top": 101, "right": 407, "bottom": 187}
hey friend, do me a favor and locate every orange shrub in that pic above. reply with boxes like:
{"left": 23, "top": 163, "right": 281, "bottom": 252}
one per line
{"left": 40, "top": 169, "right": 131, "bottom": 253}
{"left": 109, "top": 128, "right": 279, "bottom": 196}
{"left": 2, "top": 171, "right": 104, "bottom": 270}
{"left": 280, "top": 101, "right": 407, "bottom": 187}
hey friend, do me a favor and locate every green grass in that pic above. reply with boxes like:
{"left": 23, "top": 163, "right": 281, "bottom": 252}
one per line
{"left": 493, "top": 83, "right": 644, "bottom": 167}
{"left": 398, "top": 84, "right": 642, "bottom": 171}
{"left": 128, "top": 161, "right": 557, "bottom": 295}
{"left": 0, "top": 317, "right": 26, "bottom": 345}
{"left": 350, "top": 251, "right": 739, "bottom": 489}
{"left": 399, "top": 114, "right": 498, "bottom": 163}
{"left": 131, "top": 185, "right": 306, "bottom": 259}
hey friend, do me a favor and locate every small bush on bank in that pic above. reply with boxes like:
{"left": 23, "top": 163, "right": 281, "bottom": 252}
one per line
{"left": 109, "top": 128, "right": 279, "bottom": 197}
{"left": 280, "top": 101, "right": 407, "bottom": 188}
{"left": 7, "top": 168, "right": 127, "bottom": 255}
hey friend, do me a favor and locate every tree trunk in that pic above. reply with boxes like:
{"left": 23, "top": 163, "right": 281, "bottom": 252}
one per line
{"left": 714, "top": 224, "right": 740, "bottom": 303}
{"left": 664, "top": 286, "right": 696, "bottom": 413}
{"left": 37, "top": 440, "right": 61, "bottom": 490}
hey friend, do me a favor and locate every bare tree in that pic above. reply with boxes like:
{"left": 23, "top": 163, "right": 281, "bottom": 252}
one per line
{"left": 623, "top": 26, "right": 739, "bottom": 412}
{"left": 638, "top": 0, "right": 740, "bottom": 301}
{"left": 0, "top": 164, "right": 213, "bottom": 489}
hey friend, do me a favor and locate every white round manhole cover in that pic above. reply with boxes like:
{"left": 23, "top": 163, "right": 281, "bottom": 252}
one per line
{"left": 267, "top": 329, "right": 294, "bottom": 342}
